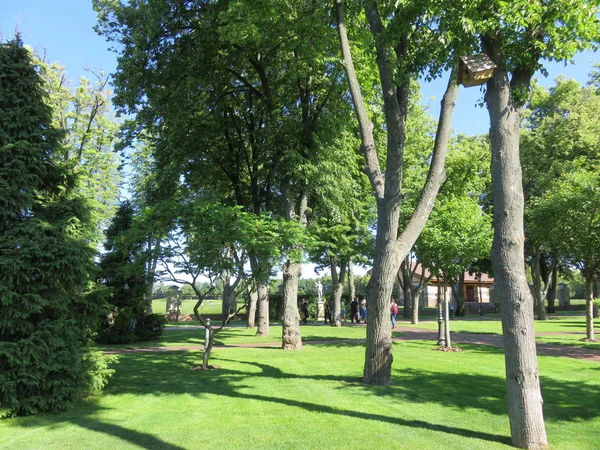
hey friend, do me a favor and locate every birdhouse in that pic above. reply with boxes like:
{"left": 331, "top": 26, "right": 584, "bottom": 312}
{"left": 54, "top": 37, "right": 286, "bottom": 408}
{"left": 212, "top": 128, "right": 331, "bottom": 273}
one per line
{"left": 457, "top": 55, "right": 496, "bottom": 87}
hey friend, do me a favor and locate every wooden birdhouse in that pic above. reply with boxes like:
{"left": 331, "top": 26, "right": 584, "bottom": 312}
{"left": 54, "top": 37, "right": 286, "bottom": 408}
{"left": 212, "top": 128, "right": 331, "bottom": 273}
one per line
{"left": 457, "top": 55, "right": 496, "bottom": 87}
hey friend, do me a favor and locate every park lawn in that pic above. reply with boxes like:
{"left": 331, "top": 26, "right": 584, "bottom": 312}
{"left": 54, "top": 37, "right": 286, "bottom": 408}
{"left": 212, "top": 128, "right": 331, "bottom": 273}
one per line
{"left": 536, "top": 334, "right": 600, "bottom": 350}
{"left": 1, "top": 334, "right": 598, "bottom": 450}
{"left": 97, "top": 322, "right": 372, "bottom": 350}
{"left": 99, "top": 323, "right": 374, "bottom": 350}
{"left": 152, "top": 299, "right": 245, "bottom": 315}
{"left": 402, "top": 316, "right": 600, "bottom": 336}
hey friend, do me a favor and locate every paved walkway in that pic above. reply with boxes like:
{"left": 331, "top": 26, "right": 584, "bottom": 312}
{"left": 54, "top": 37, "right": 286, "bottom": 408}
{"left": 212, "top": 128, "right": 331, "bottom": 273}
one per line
{"left": 106, "top": 325, "right": 600, "bottom": 363}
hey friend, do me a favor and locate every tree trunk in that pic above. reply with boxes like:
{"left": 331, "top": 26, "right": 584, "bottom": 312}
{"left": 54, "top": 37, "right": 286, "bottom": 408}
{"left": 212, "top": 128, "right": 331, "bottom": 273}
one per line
{"left": 145, "top": 237, "right": 160, "bottom": 313}
{"left": 443, "top": 281, "right": 451, "bottom": 348}
{"left": 281, "top": 260, "right": 303, "bottom": 350}
{"left": 364, "top": 238, "right": 399, "bottom": 385}
{"left": 249, "top": 254, "right": 270, "bottom": 336}
{"left": 281, "top": 181, "right": 307, "bottom": 347}
{"left": 221, "top": 282, "right": 236, "bottom": 317}
{"left": 247, "top": 286, "right": 258, "bottom": 329}
{"left": 531, "top": 247, "right": 548, "bottom": 321}
{"left": 452, "top": 272, "right": 466, "bottom": 316}
{"left": 255, "top": 279, "right": 269, "bottom": 336}
{"left": 584, "top": 268, "right": 596, "bottom": 340}
{"left": 546, "top": 264, "right": 557, "bottom": 314}
{"left": 485, "top": 49, "right": 548, "bottom": 448}
{"left": 331, "top": 260, "right": 347, "bottom": 327}
{"left": 348, "top": 257, "right": 355, "bottom": 307}
{"left": 335, "top": 0, "right": 458, "bottom": 386}
{"left": 401, "top": 258, "right": 411, "bottom": 319}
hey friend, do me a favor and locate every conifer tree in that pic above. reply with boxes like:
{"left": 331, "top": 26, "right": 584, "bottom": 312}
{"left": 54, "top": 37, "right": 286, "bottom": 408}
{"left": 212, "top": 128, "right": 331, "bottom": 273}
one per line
{"left": 0, "top": 37, "right": 113, "bottom": 418}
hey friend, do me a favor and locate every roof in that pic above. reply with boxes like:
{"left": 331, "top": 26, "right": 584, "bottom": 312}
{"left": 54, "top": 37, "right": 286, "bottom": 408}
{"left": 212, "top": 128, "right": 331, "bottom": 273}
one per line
{"left": 408, "top": 262, "right": 494, "bottom": 284}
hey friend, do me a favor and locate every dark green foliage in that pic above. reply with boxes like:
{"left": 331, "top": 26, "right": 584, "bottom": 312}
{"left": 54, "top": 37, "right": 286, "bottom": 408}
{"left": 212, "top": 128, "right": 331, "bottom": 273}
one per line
{"left": 97, "top": 309, "right": 166, "bottom": 344}
{"left": 97, "top": 201, "right": 165, "bottom": 344}
{"left": 0, "top": 37, "right": 114, "bottom": 418}
{"left": 98, "top": 201, "right": 147, "bottom": 310}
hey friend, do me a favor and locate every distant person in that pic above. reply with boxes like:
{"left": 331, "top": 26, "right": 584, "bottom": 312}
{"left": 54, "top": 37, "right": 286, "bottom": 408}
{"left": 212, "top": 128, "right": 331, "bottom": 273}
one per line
{"left": 350, "top": 297, "right": 360, "bottom": 324}
{"left": 341, "top": 302, "right": 347, "bottom": 322}
{"left": 301, "top": 299, "right": 309, "bottom": 324}
{"left": 390, "top": 298, "right": 398, "bottom": 329}
{"left": 449, "top": 302, "right": 455, "bottom": 319}
{"left": 360, "top": 297, "right": 367, "bottom": 323}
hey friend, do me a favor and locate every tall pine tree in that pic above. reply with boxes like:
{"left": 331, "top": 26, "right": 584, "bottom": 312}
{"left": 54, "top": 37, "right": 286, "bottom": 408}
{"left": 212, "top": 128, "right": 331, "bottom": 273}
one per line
{"left": 0, "top": 37, "right": 113, "bottom": 418}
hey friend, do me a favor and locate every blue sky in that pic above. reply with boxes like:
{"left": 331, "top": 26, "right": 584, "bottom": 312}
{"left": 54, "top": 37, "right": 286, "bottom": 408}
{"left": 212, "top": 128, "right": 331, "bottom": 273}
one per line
{"left": 1, "top": 0, "right": 598, "bottom": 137}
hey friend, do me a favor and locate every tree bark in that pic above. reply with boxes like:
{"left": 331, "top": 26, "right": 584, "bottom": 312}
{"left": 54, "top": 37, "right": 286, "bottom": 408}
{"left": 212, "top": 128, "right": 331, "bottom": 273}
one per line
{"left": 485, "top": 38, "right": 548, "bottom": 448}
{"left": 400, "top": 258, "right": 411, "bottom": 319}
{"left": 443, "top": 281, "right": 451, "bottom": 348}
{"left": 249, "top": 254, "right": 270, "bottom": 336}
{"left": 247, "top": 286, "right": 258, "bottom": 329}
{"left": 331, "top": 260, "right": 347, "bottom": 327}
{"left": 531, "top": 247, "right": 548, "bottom": 321}
{"left": 546, "top": 264, "right": 557, "bottom": 314}
{"left": 145, "top": 237, "right": 161, "bottom": 313}
{"left": 335, "top": 0, "right": 458, "bottom": 386}
{"left": 584, "top": 266, "right": 596, "bottom": 340}
{"left": 280, "top": 182, "right": 306, "bottom": 348}
{"left": 281, "top": 260, "right": 303, "bottom": 349}
{"left": 348, "top": 257, "right": 356, "bottom": 308}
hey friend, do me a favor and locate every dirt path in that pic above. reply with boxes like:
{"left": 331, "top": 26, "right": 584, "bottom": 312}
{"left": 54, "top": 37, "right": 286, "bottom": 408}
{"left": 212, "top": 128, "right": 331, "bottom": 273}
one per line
{"left": 105, "top": 326, "right": 600, "bottom": 363}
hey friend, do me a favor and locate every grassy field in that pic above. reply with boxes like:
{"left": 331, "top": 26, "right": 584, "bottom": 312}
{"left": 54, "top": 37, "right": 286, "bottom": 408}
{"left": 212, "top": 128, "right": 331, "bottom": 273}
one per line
{"left": 405, "top": 315, "right": 599, "bottom": 335}
{"left": 1, "top": 326, "right": 599, "bottom": 450}
{"left": 151, "top": 299, "right": 245, "bottom": 315}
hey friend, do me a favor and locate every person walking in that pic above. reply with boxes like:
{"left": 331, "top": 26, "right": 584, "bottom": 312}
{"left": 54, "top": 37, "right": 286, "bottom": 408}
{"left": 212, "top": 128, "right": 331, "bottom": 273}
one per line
{"left": 390, "top": 298, "right": 399, "bottom": 329}
{"left": 360, "top": 297, "right": 367, "bottom": 323}
{"left": 350, "top": 297, "right": 360, "bottom": 324}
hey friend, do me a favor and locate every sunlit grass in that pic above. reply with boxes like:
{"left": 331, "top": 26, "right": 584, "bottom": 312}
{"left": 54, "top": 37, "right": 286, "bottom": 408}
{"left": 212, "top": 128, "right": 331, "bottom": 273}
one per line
{"left": 2, "top": 331, "right": 598, "bottom": 450}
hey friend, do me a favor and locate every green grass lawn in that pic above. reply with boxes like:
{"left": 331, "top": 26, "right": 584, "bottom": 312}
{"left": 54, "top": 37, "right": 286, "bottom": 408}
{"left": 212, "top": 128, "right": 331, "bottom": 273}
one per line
{"left": 152, "top": 299, "right": 245, "bottom": 315}
{"left": 1, "top": 327, "right": 599, "bottom": 450}
{"left": 402, "top": 315, "right": 600, "bottom": 336}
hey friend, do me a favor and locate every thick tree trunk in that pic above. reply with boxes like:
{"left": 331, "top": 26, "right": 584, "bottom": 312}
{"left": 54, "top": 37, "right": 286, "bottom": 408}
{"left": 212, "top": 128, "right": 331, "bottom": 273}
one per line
{"left": 281, "top": 260, "right": 303, "bottom": 350}
{"left": 255, "top": 280, "right": 270, "bottom": 336}
{"left": 452, "top": 272, "right": 466, "bottom": 316}
{"left": 584, "top": 269, "right": 596, "bottom": 340}
{"left": 411, "top": 291, "right": 419, "bottom": 325}
{"left": 531, "top": 247, "right": 548, "bottom": 321}
{"left": 485, "top": 54, "right": 548, "bottom": 448}
{"left": 331, "top": 260, "right": 347, "bottom": 327}
{"left": 364, "top": 239, "right": 399, "bottom": 385}
{"left": 281, "top": 182, "right": 307, "bottom": 347}
{"left": 247, "top": 286, "right": 258, "bottom": 329}
{"left": 335, "top": 0, "right": 458, "bottom": 386}
{"left": 221, "top": 282, "right": 236, "bottom": 317}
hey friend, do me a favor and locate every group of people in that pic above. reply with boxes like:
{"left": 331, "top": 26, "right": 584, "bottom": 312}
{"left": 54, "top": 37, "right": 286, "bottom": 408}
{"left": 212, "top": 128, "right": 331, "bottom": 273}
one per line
{"left": 301, "top": 296, "right": 403, "bottom": 329}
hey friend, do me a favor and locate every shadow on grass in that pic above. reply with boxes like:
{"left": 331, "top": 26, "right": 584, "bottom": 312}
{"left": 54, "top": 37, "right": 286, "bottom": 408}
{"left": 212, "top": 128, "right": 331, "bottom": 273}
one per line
{"left": 9, "top": 402, "right": 186, "bottom": 450}
{"left": 8, "top": 343, "right": 599, "bottom": 448}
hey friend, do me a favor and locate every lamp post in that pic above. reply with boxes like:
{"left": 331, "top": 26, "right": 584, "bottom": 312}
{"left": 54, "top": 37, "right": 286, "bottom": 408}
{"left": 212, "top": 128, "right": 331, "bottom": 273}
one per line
{"left": 476, "top": 272, "right": 484, "bottom": 317}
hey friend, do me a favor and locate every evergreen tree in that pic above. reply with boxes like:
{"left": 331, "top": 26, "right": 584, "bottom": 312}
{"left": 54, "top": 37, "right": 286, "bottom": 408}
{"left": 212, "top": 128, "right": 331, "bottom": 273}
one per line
{"left": 97, "top": 200, "right": 165, "bottom": 344}
{"left": 0, "top": 37, "right": 113, "bottom": 418}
